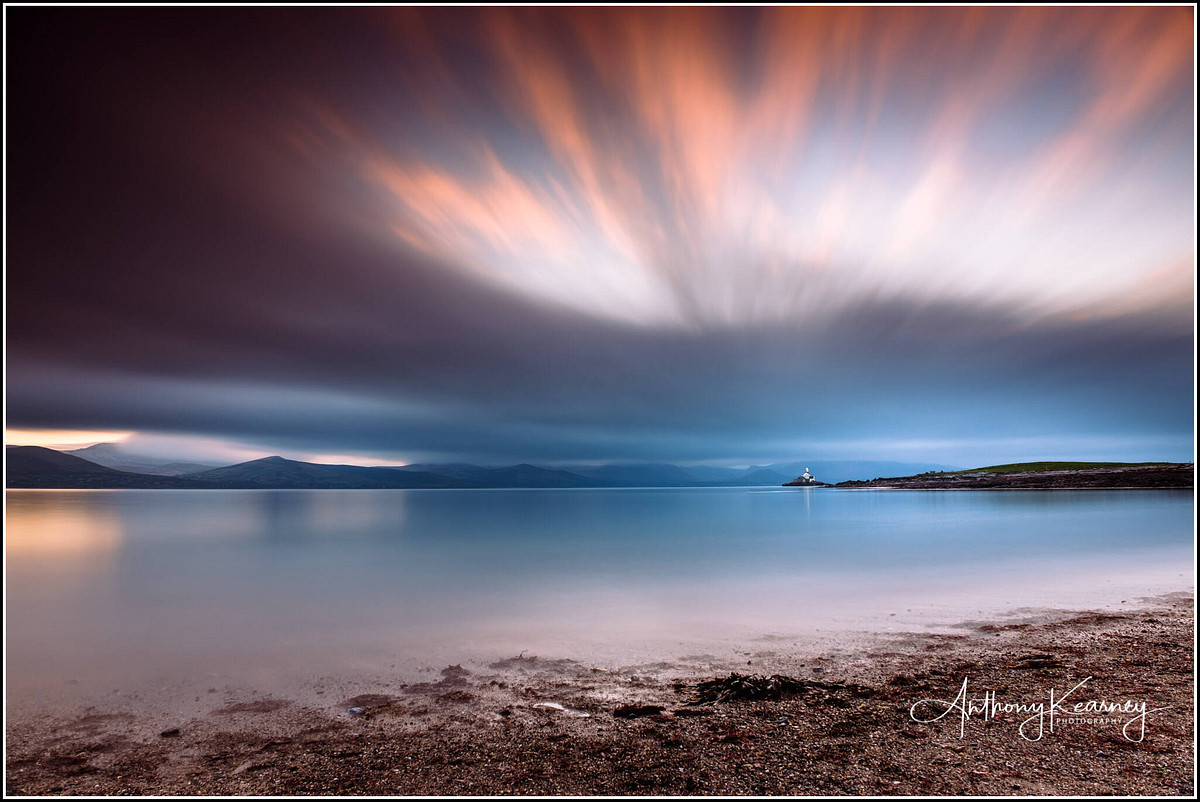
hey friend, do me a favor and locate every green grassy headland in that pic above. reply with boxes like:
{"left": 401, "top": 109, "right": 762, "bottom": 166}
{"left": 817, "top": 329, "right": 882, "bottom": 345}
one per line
{"left": 947, "top": 461, "right": 1171, "bottom": 475}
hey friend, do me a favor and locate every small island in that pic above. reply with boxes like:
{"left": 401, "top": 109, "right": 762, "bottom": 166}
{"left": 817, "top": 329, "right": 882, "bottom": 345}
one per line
{"left": 782, "top": 467, "right": 827, "bottom": 486}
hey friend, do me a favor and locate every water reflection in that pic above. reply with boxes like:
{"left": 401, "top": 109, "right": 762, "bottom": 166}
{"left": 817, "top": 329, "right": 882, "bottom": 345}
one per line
{"left": 5, "top": 491, "right": 123, "bottom": 560}
{"left": 4, "top": 488, "right": 1192, "bottom": 701}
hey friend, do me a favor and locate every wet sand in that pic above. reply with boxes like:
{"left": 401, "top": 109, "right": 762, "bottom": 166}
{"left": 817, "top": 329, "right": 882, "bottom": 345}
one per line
{"left": 5, "top": 592, "right": 1193, "bottom": 796}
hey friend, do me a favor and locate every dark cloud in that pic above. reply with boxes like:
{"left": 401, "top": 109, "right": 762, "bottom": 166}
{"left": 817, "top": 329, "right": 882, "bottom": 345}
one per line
{"left": 6, "top": 8, "right": 1193, "bottom": 465}
{"left": 8, "top": 261, "right": 1191, "bottom": 464}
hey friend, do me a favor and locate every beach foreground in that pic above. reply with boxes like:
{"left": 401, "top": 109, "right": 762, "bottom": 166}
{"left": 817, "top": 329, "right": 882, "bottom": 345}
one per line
{"left": 6, "top": 593, "right": 1193, "bottom": 796}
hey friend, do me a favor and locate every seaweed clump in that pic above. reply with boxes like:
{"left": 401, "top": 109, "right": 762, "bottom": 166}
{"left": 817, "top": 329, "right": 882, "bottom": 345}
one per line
{"left": 689, "top": 673, "right": 840, "bottom": 704}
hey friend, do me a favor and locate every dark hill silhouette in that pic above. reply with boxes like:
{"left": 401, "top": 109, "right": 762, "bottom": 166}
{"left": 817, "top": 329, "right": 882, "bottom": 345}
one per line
{"left": 737, "top": 468, "right": 792, "bottom": 485}
{"left": 477, "top": 464, "right": 595, "bottom": 488}
{"left": 9, "top": 447, "right": 963, "bottom": 490}
{"left": 184, "top": 456, "right": 451, "bottom": 489}
{"left": 5, "top": 446, "right": 202, "bottom": 488}
{"left": 569, "top": 463, "right": 697, "bottom": 486}
{"left": 393, "top": 462, "right": 597, "bottom": 487}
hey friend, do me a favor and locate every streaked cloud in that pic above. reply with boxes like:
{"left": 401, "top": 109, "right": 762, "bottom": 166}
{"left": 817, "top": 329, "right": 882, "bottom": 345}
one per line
{"left": 287, "top": 7, "right": 1192, "bottom": 329}
{"left": 5, "top": 7, "right": 1193, "bottom": 466}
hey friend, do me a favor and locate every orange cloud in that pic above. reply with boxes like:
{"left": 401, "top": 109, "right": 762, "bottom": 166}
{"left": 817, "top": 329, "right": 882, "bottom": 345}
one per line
{"left": 290, "top": 7, "right": 1193, "bottom": 327}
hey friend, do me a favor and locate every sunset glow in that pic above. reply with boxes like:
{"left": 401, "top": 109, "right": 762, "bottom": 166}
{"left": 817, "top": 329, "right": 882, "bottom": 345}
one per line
{"left": 6, "top": 429, "right": 134, "bottom": 450}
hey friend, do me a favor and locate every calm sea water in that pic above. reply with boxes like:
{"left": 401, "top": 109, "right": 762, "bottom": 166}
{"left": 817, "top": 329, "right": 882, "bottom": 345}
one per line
{"left": 5, "top": 487, "right": 1193, "bottom": 702}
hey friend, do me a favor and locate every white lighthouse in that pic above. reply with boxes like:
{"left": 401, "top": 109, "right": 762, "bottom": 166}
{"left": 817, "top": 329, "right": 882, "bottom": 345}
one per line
{"left": 784, "top": 467, "right": 819, "bottom": 486}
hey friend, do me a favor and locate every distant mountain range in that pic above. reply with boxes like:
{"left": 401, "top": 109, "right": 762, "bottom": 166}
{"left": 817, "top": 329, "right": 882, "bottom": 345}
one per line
{"left": 5, "top": 444, "right": 960, "bottom": 489}
{"left": 66, "top": 443, "right": 218, "bottom": 476}
{"left": 6, "top": 446, "right": 208, "bottom": 488}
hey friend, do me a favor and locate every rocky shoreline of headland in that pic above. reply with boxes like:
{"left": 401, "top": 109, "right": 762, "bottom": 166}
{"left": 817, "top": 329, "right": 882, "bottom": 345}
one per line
{"left": 828, "top": 464, "right": 1193, "bottom": 490}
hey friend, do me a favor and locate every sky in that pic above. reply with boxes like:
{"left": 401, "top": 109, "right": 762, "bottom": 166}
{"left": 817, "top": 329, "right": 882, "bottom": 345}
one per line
{"left": 5, "top": 6, "right": 1195, "bottom": 468}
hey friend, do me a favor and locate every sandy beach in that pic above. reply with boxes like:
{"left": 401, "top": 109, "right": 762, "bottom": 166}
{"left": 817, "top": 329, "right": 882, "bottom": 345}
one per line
{"left": 5, "top": 591, "right": 1192, "bottom": 796}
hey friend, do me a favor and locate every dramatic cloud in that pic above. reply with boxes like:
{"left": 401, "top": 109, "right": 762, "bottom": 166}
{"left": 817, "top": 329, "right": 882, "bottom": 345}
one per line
{"left": 6, "top": 7, "right": 1194, "bottom": 466}
{"left": 303, "top": 7, "right": 1193, "bottom": 326}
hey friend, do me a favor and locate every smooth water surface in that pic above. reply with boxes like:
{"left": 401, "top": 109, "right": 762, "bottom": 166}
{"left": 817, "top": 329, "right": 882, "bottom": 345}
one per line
{"left": 6, "top": 487, "right": 1193, "bottom": 701}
